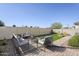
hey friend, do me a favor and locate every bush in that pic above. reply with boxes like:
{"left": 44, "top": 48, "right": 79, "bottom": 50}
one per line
{"left": 12, "top": 25, "right": 16, "bottom": 27}
{"left": 51, "top": 34, "right": 62, "bottom": 41}
{"left": 68, "top": 34, "right": 79, "bottom": 47}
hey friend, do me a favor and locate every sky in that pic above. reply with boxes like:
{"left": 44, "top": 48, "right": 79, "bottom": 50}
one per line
{"left": 0, "top": 3, "right": 79, "bottom": 28}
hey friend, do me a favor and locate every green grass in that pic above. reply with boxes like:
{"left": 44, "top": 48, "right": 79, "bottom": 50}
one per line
{"left": 68, "top": 34, "right": 79, "bottom": 47}
{"left": 51, "top": 34, "right": 62, "bottom": 41}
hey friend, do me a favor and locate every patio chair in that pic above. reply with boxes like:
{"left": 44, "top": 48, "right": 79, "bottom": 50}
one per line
{"left": 12, "top": 33, "right": 30, "bottom": 55}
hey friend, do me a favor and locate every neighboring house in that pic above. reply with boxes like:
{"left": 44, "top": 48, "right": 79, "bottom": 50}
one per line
{"left": 71, "top": 25, "right": 79, "bottom": 29}
{"left": 74, "top": 25, "right": 79, "bottom": 29}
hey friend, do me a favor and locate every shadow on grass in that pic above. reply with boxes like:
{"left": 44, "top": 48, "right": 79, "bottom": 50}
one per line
{"left": 46, "top": 45, "right": 66, "bottom": 52}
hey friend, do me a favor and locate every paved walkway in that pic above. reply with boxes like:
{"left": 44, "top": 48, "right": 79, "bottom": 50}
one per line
{"left": 25, "top": 46, "right": 79, "bottom": 56}
{"left": 53, "top": 35, "right": 72, "bottom": 47}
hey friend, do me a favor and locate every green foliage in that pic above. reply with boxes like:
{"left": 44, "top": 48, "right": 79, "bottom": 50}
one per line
{"left": 30, "top": 26, "right": 33, "bottom": 28}
{"left": 61, "top": 31, "right": 68, "bottom": 37}
{"left": 51, "top": 34, "right": 62, "bottom": 41}
{"left": 68, "top": 34, "right": 79, "bottom": 47}
{"left": 12, "top": 25, "right": 16, "bottom": 27}
{"left": 51, "top": 22, "right": 62, "bottom": 29}
{"left": 0, "top": 20, "right": 5, "bottom": 26}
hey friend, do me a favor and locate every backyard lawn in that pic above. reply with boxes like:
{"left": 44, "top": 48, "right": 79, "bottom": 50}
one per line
{"left": 68, "top": 34, "right": 79, "bottom": 47}
{"left": 51, "top": 33, "right": 63, "bottom": 41}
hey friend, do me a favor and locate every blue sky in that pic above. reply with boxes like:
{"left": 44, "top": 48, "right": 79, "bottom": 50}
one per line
{"left": 0, "top": 3, "right": 79, "bottom": 28}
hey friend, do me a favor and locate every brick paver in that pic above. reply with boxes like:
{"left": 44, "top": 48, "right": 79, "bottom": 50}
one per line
{"left": 25, "top": 32, "right": 79, "bottom": 56}
{"left": 25, "top": 46, "right": 79, "bottom": 56}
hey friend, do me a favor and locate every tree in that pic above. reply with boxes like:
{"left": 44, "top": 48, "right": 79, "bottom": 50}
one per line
{"left": 25, "top": 26, "right": 28, "bottom": 28}
{"left": 74, "top": 21, "right": 79, "bottom": 25}
{"left": 30, "top": 26, "right": 33, "bottom": 28}
{"left": 51, "top": 22, "right": 62, "bottom": 29}
{"left": 0, "top": 20, "right": 5, "bottom": 26}
{"left": 12, "top": 25, "right": 16, "bottom": 27}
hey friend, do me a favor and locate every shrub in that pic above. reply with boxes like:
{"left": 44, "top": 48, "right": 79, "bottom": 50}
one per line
{"left": 12, "top": 25, "right": 16, "bottom": 27}
{"left": 51, "top": 34, "right": 62, "bottom": 41}
{"left": 68, "top": 34, "right": 79, "bottom": 47}
{"left": 61, "top": 31, "right": 68, "bottom": 37}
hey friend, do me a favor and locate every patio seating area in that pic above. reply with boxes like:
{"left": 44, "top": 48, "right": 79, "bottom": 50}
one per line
{"left": 11, "top": 33, "right": 49, "bottom": 55}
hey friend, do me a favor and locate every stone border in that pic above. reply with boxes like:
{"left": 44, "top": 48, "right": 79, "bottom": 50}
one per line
{"left": 57, "top": 45, "right": 79, "bottom": 49}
